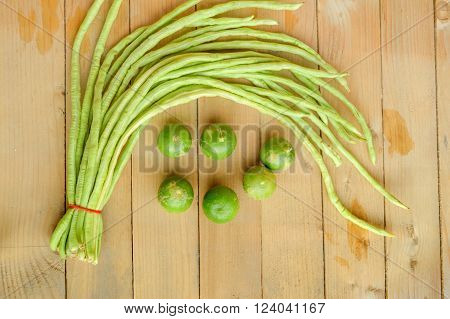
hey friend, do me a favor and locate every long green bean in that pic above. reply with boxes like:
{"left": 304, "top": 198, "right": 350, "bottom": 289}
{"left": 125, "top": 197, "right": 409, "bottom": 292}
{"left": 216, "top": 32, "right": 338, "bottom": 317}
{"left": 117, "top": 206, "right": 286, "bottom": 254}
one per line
{"left": 234, "top": 82, "right": 407, "bottom": 209}
{"left": 68, "top": 0, "right": 123, "bottom": 256}
{"left": 66, "top": 0, "right": 105, "bottom": 206}
{"left": 102, "top": 1, "right": 302, "bottom": 111}
{"left": 104, "top": 0, "right": 202, "bottom": 90}
{"left": 96, "top": 82, "right": 392, "bottom": 236}
{"left": 50, "top": 0, "right": 407, "bottom": 264}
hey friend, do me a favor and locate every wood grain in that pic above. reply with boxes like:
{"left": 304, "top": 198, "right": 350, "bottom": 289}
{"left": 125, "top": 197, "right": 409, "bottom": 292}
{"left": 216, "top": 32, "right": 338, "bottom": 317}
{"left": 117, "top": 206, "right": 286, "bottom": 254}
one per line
{"left": 435, "top": 0, "right": 450, "bottom": 299}
{"left": 318, "top": 0, "right": 386, "bottom": 298}
{"left": 381, "top": 0, "right": 441, "bottom": 298}
{"left": 256, "top": 0, "right": 325, "bottom": 298}
{"left": 0, "top": 0, "right": 446, "bottom": 299}
{"left": 198, "top": 0, "right": 262, "bottom": 299}
{"left": 65, "top": 0, "right": 133, "bottom": 299}
{"left": 0, "top": 0, "right": 65, "bottom": 298}
{"left": 131, "top": 0, "right": 199, "bottom": 299}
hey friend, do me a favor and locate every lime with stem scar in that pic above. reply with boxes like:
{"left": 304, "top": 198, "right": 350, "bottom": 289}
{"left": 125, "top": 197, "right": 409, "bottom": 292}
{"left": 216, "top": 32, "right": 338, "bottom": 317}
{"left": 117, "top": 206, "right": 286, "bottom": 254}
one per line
{"left": 158, "top": 175, "right": 194, "bottom": 213}
{"left": 200, "top": 124, "right": 237, "bottom": 160}
{"left": 158, "top": 124, "right": 192, "bottom": 158}
{"left": 243, "top": 165, "right": 277, "bottom": 200}
{"left": 260, "top": 136, "right": 295, "bottom": 171}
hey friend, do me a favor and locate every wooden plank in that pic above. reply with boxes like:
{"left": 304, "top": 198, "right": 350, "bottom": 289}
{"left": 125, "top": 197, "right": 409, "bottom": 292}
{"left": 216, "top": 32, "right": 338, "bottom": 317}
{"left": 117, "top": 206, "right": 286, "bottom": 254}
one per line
{"left": 131, "top": 0, "right": 199, "bottom": 298}
{"left": 198, "top": 106, "right": 261, "bottom": 299}
{"left": 0, "top": 0, "right": 65, "bottom": 298}
{"left": 435, "top": 0, "right": 449, "bottom": 299}
{"left": 65, "top": 0, "right": 133, "bottom": 298}
{"left": 198, "top": 0, "right": 262, "bottom": 299}
{"left": 318, "top": 0, "right": 386, "bottom": 298}
{"left": 381, "top": 0, "right": 440, "bottom": 298}
{"left": 256, "top": 0, "right": 325, "bottom": 298}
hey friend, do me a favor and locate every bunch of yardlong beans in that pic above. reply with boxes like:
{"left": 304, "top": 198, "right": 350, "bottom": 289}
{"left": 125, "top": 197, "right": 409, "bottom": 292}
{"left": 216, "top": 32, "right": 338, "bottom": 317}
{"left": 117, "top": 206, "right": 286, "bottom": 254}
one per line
{"left": 50, "top": 0, "right": 407, "bottom": 264}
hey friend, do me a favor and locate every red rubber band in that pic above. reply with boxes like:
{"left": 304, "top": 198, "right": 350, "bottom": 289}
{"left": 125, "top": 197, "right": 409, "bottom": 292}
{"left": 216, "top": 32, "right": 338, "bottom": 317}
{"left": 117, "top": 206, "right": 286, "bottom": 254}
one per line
{"left": 68, "top": 204, "right": 102, "bottom": 214}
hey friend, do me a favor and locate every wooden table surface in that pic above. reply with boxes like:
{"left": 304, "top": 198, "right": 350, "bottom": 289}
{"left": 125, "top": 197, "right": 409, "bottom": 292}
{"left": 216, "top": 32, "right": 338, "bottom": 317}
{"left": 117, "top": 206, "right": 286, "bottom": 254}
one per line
{"left": 0, "top": 0, "right": 448, "bottom": 299}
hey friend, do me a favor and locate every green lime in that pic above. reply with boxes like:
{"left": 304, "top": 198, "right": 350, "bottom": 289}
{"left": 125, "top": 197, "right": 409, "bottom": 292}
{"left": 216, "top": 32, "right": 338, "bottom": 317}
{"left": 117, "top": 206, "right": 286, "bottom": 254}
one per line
{"left": 158, "top": 176, "right": 194, "bottom": 213}
{"left": 202, "top": 185, "right": 239, "bottom": 224}
{"left": 243, "top": 165, "right": 277, "bottom": 200}
{"left": 157, "top": 124, "right": 192, "bottom": 158}
{"left": 260, "top": 137, "right": 295, "bottom": 171}
{"left": 200, "top": 124, "right": 237, "bottom": 160}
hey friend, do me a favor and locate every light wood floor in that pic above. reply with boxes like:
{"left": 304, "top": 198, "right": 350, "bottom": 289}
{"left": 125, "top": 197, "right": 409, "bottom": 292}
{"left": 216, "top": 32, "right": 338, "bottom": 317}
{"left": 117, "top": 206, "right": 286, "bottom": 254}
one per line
{"left": 1, "top": 0, "right": 448, "bottom": 298}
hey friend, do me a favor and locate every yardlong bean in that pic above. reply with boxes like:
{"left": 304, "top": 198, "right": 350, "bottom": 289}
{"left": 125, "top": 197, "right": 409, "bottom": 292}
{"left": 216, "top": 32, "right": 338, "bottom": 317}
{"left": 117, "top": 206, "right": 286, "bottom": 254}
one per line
{"left": 50, "top": 0, "right": 406, "bottom": 264}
